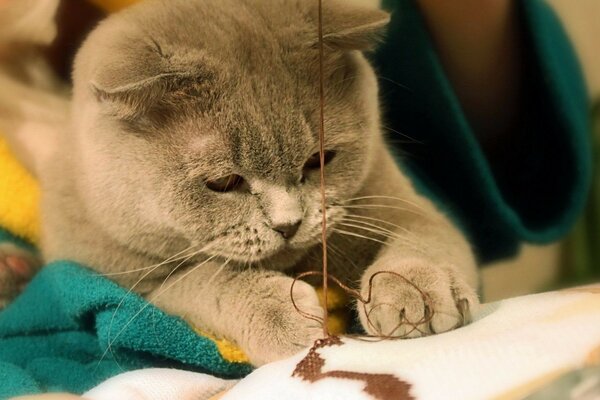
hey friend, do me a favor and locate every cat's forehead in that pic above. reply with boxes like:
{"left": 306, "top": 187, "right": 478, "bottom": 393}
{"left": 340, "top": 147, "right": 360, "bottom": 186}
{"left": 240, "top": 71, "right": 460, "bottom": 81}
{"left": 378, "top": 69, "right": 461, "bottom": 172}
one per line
{"left": 179, "top": 107, "right": 316, "bottom": 179}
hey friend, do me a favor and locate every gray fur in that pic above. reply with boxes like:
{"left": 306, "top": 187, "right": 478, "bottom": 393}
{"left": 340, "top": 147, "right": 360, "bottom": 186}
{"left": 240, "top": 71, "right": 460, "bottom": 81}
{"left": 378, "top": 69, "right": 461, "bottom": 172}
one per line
{"left": 1, "top": 0, "right": 479, "bottom": 365}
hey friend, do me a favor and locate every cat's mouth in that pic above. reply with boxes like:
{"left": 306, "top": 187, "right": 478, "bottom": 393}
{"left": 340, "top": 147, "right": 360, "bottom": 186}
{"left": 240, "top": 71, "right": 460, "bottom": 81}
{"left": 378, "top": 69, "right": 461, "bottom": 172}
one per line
{"left": 202, "top": 206, "right": 344, "bottom": 268}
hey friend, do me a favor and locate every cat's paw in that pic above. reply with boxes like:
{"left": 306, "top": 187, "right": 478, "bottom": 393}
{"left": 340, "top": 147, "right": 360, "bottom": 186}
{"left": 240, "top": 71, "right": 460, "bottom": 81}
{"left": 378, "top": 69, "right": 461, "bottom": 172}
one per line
{"left": 358, "top": 258, "right": 479, "bottom": 338}
{"left": 242, "top": 275, "right": 324, "bottom": 366}
{"left": 0, "top": 242, "right": 41, "bottom": 309}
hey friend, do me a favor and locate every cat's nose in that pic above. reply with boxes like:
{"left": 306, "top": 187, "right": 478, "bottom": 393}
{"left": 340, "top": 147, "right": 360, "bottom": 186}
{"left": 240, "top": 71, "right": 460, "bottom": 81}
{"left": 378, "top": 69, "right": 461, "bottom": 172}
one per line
{"left": 272, "top": 221, "right": 301, "bottom": 239}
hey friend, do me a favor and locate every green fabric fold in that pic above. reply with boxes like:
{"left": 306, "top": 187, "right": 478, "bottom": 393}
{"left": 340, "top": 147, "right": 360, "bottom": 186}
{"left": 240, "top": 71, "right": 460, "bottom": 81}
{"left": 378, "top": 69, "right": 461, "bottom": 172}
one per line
{"left": 0, "top": 261, "right": 251, "bottom": 398}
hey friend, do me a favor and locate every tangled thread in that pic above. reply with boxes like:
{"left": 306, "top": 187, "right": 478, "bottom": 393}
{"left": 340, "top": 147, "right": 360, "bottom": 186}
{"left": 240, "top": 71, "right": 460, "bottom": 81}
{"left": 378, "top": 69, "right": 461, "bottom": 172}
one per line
{"left": 290, "top": 270, "right": 439, "bottom": 340}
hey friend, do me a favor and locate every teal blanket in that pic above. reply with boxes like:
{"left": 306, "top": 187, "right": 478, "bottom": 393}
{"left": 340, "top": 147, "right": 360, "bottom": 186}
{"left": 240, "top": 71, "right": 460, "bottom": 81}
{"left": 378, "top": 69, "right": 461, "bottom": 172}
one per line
{"left": 0, "top": 261, "right": 251, "bottom": 399}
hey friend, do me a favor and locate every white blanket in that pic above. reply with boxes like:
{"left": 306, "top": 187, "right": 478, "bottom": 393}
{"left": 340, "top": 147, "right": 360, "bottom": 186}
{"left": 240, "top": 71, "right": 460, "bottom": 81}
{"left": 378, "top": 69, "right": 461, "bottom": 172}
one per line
{"left": 85, "top": 287, "right": 600, "bottom": 400}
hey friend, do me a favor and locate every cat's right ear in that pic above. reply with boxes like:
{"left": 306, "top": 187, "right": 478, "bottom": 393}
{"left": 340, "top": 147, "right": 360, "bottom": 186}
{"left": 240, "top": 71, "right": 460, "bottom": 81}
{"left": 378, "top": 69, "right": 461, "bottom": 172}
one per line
{"left": 89, "top": 42, "right": 209, "bottom": 120}
{"left": 91, "top": 72, "right": 177, "bottom": 121}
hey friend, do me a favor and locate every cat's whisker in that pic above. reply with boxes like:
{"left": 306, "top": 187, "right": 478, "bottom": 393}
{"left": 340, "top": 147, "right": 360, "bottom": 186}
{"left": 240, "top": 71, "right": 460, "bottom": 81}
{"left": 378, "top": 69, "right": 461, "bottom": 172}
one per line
{"left": 111, "top": 244, "right": 211, "bottom": 320}
{"left": 333, "top": 227, "right": 426, "bottom": 256}
{"left": 342, "top": 213, "right": 419, "bottom": 239}
{"left": 376, "top": 75, "right": 413, "bottom": 93}
{"left": 101, "top": 250, "right": 194, "bottom": 370}
{"left": 338, "top": 221, "right": 418, "bottom": 246}
{"left": 100, "top": 270, "right": 159, "bottom": 371}
{"left": 100, "top": 243, "right": 215, "bottom": 369}
{"left": 336, "top": 221, "right": 422, "bottom": 252}
{"left": 340, "top": 218, "right": 422, "bottom": 251}
{"left": 333, "top": 228, "right": 391, "bottom": 247}
{"left": 344, "top": 195, "right": 429, "bottom": 212}
{"left": 158, "top": 241, "right": 222, "bottom": 289}
{"left": 342, "top": 204, "right": 429, "bottom": 219}
{"left": 206, "top": 257, "right": 232, "bottom": 286}
{"left": 149, "top": 254, "right": 223, "bottom": 304}
{"left": 381, "top": 124, "right": 423, "bottom": 144}
{"left": 341, "top": 215, "right": 416, "bottom": 239}
{"left": 158, "top": 249, "right": 210, "bottom": 291}
{"left": 326, "top": 241, "right": 362, "bottom": 276}
{"left": 100, "top": 244, "right": 204, "bottom": 277}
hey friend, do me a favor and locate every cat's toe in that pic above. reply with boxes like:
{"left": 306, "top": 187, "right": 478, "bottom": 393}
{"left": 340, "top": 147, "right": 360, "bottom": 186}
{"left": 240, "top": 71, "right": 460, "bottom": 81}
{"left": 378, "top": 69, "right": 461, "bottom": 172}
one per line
{"left": 449, "top": 270, "right": 479, "bottom": 323}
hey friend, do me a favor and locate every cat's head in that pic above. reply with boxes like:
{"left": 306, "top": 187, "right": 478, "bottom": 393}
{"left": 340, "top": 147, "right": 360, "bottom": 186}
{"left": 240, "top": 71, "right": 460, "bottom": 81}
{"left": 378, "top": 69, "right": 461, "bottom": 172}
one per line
{"left": 70, "top": 0, "right": 389, "bottom": 269}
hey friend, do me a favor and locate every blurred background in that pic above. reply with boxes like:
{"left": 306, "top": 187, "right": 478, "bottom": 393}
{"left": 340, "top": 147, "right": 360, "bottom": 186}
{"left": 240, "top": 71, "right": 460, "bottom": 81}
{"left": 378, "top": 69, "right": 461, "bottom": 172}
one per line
{"left": 483, "top": 0, "right": 600, "bottom": 300}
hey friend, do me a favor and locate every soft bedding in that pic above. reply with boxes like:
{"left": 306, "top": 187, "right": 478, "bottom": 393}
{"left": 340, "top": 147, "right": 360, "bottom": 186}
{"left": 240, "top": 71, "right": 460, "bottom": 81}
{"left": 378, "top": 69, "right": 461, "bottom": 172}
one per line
{"left": 3, "top": 252, "right": 598, "bottom": 399}
{"left": 82, "top": 286, "right": 600, "bottom": 400}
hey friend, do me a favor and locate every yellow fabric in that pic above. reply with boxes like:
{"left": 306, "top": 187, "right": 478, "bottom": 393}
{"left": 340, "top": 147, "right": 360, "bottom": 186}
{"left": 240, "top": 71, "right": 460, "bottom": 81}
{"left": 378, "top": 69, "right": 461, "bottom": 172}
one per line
{"left": 193, "top": 329, "right": 250, "bottom": 364}
{"left": 0, "top": 136, "right": 40, "bottom": 243}
{"left": 316, "top": 286, "right": 350, "bottom": 335}
{"left": 315, "top": 285, "right": 348, "bottom": 310}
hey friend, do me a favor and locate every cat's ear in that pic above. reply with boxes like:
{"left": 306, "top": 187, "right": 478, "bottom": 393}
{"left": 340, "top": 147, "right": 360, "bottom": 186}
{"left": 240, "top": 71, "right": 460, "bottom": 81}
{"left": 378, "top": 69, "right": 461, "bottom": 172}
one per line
{"left": 91, "top": 72, "right": 191, "bottom": 121}
{"left": 317, "top": 0, "right": 391, "bottom": 51}
{"left": 89, "top": 43, "right": 209, "bottom": 120}
{"left": 91, "top": 75, "right": 172, "bottom": 120}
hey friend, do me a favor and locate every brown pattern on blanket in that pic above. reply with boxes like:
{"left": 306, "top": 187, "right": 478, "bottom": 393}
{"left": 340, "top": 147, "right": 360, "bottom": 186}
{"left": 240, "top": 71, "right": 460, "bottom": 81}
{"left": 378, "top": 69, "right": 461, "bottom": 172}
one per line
{"left": 292, "top": 337, "right": 414, "bottom": 400}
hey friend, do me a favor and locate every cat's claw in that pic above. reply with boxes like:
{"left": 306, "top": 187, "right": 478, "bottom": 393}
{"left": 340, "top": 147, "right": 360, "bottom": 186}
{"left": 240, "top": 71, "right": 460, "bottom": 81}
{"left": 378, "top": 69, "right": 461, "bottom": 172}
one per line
{"left": 358, "top": 259, "right": 479, "bottom": 338}
{"left": 0, "top": 242, "right": 41, "bottom": 308}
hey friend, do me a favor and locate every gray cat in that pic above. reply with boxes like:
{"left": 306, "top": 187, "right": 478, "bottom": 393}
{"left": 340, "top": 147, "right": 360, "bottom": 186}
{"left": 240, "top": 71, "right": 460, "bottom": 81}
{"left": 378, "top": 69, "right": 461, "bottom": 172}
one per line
{"left": 0, "top": 0, "right": 478, "bottom": 366}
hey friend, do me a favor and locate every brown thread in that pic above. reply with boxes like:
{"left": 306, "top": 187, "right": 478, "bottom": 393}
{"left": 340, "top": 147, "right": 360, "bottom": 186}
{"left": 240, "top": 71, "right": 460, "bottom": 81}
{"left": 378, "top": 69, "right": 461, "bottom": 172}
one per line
{"left": 316, "top": 0, "right": 329, "bottom": 338}
{"left": 288, "top": 3, "right": 424, "bottom": 398}
{"left": 310, "top": 0, "right": 436, "bottom": 342}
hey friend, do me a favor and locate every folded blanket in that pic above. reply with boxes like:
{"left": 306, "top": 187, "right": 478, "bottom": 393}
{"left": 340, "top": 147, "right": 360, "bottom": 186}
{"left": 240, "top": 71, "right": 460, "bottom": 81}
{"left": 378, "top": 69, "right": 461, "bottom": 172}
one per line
{"left": 0, "top": 262, "right": 252, "bottom": 399}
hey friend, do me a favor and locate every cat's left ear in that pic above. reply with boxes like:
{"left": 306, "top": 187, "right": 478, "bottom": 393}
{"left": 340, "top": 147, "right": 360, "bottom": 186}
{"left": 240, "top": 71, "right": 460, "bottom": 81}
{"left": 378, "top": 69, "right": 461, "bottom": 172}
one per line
{"left": 317, "top": 0, "right": 391, "bottom": 51}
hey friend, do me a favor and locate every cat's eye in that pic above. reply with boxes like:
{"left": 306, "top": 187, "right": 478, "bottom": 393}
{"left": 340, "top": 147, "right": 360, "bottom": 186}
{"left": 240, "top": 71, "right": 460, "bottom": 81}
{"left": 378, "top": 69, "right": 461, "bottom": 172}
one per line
{"left": 303, "top": 150, "right": 336, "bottom": 170}
{"left": 205, "top": 174, "right": 245, "bottom": 193}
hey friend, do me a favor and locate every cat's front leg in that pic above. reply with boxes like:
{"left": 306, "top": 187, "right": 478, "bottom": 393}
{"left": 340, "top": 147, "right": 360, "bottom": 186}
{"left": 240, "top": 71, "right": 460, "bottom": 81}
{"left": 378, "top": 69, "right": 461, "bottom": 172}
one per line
{"left": 354, "top": 147, "right": 479, "bottom": 337}
{"left": 150, "top": 262, "right": 324, "bottom": 366}
{"left": 355, "top": 202, "right": 480, "bottom": 337}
